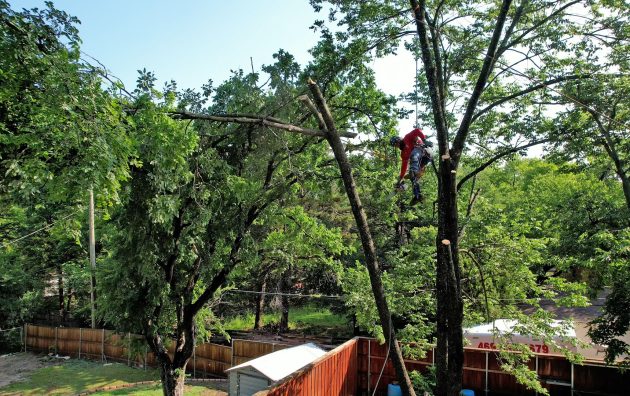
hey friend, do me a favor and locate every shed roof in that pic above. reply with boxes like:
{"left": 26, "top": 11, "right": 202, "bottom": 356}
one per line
{"left": 464, "top": 319, "right": 576, "bottom": 338}
{"left": 226, "top": 343, "right": 326, "bottom": 382}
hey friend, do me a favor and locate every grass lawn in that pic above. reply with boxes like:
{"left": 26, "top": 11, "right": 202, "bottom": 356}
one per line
{"left": 223, "top": 305, "right": 350, "bottom": 334}
{"left": 93, "top": 383, "right": 226, "bottom": 395}
{"left": 0, "top": 356, "right": 227, "bottom": 396}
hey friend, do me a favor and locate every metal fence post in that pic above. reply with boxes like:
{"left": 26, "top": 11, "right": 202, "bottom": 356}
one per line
{"left": 144, "top": 344, "right": 148, "bottom": 370}
{"left": 193, "top": 341, "right": 196, "bottom": 379}
{"left": 231, "top": 339, "right": 235, "bottom": 368}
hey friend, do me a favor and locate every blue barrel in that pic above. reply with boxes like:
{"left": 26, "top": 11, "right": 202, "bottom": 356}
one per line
{"left": 461, "top": 389, "right": 475, "bottom": 396}
{"left": 387, "top": 383, "right": 402, "bottom": 396}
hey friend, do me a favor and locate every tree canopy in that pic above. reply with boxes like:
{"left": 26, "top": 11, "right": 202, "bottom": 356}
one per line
{"left": 1, "top": 1, "right": 629, "bottom": 395}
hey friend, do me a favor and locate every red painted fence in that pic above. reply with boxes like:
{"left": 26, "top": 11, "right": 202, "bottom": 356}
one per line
{"left": 262, "top": 337, "right": 630, "bottom": 396}
{"left": 258, "top": 338, "right": 358, "bottom": 396}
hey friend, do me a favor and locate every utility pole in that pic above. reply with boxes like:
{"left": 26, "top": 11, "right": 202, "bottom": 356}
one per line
{"left": 89, "top": 189, "right": 97, "bottom": 328}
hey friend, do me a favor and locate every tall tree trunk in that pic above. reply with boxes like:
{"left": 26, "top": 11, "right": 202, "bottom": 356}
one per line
{"left": 254, "top": 277, "right": 266, "bottom": 330}
{"left": 305, "top": 82, "right": 416, "bottom": 396}
{"left": 159, "top": 362, "right": 185, "bottom": 396}
{"left": 56, "top": 263, "right": 65, "bottom": 322}
{"left": 437, "top": 163, "right": 464, "bottom": 396}
{"left": 410, "top": 0, "right": 512, "bottom": 393}
{"left": 146, "top": 325, "right": 194, "bottom": 396}
{"left": 279, "top": 266, "right": 291, "bottom": 333}
{"left": 146, "top": 333, "right": 186, "bottom": 396}
{"left": 65, "top": 289, "right": 72, "bottom": 320}
{"left": 145, "top": 306, "right": 196, "bottom": 396}
{"left": 88, "top": 189, "right": 97, "bottom": 328}
{"left": 621, "top": 173, "right": 630, "bottom": 212}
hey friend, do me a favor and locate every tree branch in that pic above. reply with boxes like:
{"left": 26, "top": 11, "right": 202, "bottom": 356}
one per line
{"left": 168, "top": 110, "right": 357, "bottom": 138}
{"left": 496, "top": 0, "right": 529, "bottom": 59}
{"left": 471, "top": 74, "right": 596, "bottom": 123}
{"left": 457, "top": 138, "right": 550, "bottom": 191}
{"left": 501, "top": 0, "right": 581, "bottom": 51}
{"left": 451, "top": 0, "right": 514, "bottom": 166}
{"left": 461, "top": 249, "right": 491, "bottom": 322}
{"left": 458, "top": 175, "right": 481, "bottom": 242}
{"left": 411, "top": 0, "right": 449, "bottom": 154}
{"left": 305, "top": 79, "right": 416, "bottom": 396}
{"left": 426, "top": 10, "right": 447, "bottom": 118}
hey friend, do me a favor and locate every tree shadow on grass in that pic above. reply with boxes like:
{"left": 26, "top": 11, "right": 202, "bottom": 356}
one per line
{"left": 0, "top": 358, "right": 159, "bottom": 395}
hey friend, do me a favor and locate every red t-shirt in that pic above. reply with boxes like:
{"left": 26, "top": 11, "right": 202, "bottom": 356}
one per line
{"left": 399, "top": 128, "right": 426, "bottom": 178}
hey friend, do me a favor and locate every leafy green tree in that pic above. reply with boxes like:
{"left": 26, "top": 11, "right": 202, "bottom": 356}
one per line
{"left": 0, "top": 1, "right": 131, "bottom": 204}
{"left": 308, "top": 1, "right": 627, "bottom": 394}
{"left": 588, "top": 230, "right": 630, "bottom": 366}
{"left": 553, "top": 76, "right": 630, "bottom": 211}
{"left": 1, "top": 1, "right": 132, "bottom": 329}
{"left": 228, "top": 205, "right": 348, "bottom": 332}
{"left": 98, "top": 53, "right": 339, "bottom": 394}
{"left": 550, "top": 77, "right": 630, "bottom": 366}
{"left": 552, "top": 77, "right": 630, "bottom": 365}
{"left": 0, "top": 203, "right": 91, "bottom": 326}
{"left": 464, "top": 158, "right": 629, "bottom": 388}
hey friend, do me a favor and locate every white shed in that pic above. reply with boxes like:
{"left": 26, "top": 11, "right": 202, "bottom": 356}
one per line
{"left": 226, "top": 342, "right": 326, "bottom": 396}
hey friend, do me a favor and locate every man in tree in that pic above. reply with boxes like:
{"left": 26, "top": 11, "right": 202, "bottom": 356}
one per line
{"left": 390, "top": 128, "right": 432, "bottom": 205}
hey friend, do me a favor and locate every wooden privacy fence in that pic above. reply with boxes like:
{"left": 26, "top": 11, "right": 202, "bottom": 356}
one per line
{"left": 23, "top": 326, "right": 630, "bottom": 395}
{"left": 232, "top": 339, "right": 288, "bottom": 366}
{"left": 25, "top": 324, "right": 263, "bottom": 378}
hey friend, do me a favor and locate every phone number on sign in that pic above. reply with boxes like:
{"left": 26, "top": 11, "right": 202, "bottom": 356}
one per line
{"left": 477, "top": 342, "right": 550, "bottom": 354}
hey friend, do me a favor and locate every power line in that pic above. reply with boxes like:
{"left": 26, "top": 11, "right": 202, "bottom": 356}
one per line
{"left": 1, "top": 212, "right": 76, "bottom": 249}
{"left": 225, "top": 289, "right": 344, "bottom": 300}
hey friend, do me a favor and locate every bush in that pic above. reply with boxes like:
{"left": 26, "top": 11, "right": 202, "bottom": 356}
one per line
{"left": 409, "top": 366, "right": 436, "bottom": 395}
{"left": 0, "top": 327, "right": 23, "bottom": 353}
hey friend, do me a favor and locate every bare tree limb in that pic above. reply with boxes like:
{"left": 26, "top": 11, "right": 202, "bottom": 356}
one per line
{"left": 496, "top": 0, "right": 529, "bottom": 59}
{"left": 305, "top": 79, "right": 417, "bottom": 396}
{"left": 471, "top": 74, "right": 597, "bottom": 123}
{"left": 457, "top": 138, "right": 550, "bottom": 191}
{"left": 501, "top": 0, "right": 581, "bottom": 51}
{"left": 586, "top": 110, "right": 630, "bottom": 209}
{"left": 411, "top": 0, "right": 449, "bottom": 153}
{"left": 168, "top": 110, "right": 358, "bottom": 138}
{"left": 461, "top": 249, "right": 491, "bottom": 322}
{"left": 458, "top": 175, "right": 481, "bottom": 242}
{"left": 451, "top": 0, "right": 514, "bottom": 166}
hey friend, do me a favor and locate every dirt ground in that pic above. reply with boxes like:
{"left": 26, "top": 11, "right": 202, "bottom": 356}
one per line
{"left": 0, "top": 352, "right": 59, "bottom": 388}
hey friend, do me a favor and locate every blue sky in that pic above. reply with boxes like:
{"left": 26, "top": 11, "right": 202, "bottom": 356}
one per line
{"left": 10, "top": 1, "right": 323, "bottom": 90}
{"left": 9, "top": 0, "right": 419, "bottom": 132}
